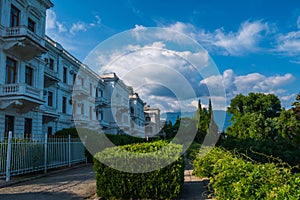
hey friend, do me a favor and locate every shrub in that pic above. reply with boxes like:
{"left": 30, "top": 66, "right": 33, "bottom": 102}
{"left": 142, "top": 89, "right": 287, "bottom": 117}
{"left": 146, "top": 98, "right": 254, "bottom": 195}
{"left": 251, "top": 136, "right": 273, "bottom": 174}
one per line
{"left": 193, "top": 147, "right": 231, "bottom": 178}
{"left": 54, "top": 128, "right": 147, "bottom": 163}
{"left": 93, "top": 140, "right": 185, "bottom": 199}
{"left": 193, "top": 147, "right": 300, "bottom": 199}
{"left": 185, "top": 142, "right": 201, "bottom": 161}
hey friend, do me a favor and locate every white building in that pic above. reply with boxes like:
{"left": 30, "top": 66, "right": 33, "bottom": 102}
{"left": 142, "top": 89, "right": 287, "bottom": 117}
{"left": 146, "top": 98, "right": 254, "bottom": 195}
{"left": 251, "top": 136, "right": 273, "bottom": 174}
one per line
{"left": 100, "top": 72, "right": 131, "bottom": 135}
{"left": 129, "top": 92, "right": 145, "bottom": 138}
{"left": 0, "top": 0, "right": 159, "bottom": 139}
{"left": 0, "top": 0, "right": 53, "bottom": 139}
{"left": 144, "top": 105, "right": 161, "bottom": 138}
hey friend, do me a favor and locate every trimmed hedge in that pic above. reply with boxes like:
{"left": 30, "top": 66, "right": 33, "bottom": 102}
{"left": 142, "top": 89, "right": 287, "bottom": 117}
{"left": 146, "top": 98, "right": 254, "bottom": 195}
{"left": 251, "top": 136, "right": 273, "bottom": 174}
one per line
{"left": 193, "top": 147, "right": 300, "bottom": 199}
{"left": 94, "top": 140, "right": 185, "bottom": 199}
{"left": 54, "top": 128, "right": 147, "bottom": 163}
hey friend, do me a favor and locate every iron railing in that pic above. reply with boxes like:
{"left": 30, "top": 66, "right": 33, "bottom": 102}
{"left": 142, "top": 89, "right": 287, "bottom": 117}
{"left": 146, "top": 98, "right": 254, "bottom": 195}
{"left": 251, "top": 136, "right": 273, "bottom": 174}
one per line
{"left": 0, "top": 132, "right": 86, "bottom": 182}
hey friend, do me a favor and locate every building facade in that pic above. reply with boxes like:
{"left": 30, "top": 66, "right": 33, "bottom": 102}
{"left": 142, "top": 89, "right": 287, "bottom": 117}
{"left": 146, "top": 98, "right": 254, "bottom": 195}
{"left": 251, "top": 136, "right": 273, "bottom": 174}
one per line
{"left": 0, "top": 0, "right": 159, "bottom": 140}
{"left": 129, "top": 92, "right": 145, "bottom": 138}
{"left": 144, "top": 105, "right": 161, "bottom": 138}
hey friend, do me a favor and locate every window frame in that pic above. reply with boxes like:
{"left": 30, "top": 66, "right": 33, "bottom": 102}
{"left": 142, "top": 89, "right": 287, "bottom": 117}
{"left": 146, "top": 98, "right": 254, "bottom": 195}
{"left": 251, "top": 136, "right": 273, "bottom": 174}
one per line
{"left": 6, "top": 57, "right": 17, "bottom": 84}
{"left": 10, "top": 4, "right": 20, "bottom": 27}
{"left": 62, "top": 96, "right": 67, "bottom": 114}
{"left": 63, "top": 67, "right": 67, "bottom": 83}
{"left": 28, "top": 18, "right": 35, "bottom": 32}
{"left": 48, "top": 91, "right": 53, "bottom": 107}
{"left": 25, "top": 66, "right": 34, "bottom": 86}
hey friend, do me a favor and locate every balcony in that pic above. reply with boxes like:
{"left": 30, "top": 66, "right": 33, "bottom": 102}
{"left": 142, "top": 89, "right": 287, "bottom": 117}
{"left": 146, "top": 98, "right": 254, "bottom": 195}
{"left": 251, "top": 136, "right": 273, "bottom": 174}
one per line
{"left": 95, "top": 96, "right": 109, "bottom": 106}
{"left": 73, "top": 114, "right": 89, "bottom": 125}
{"left": 44, "top": 68, "right": 59, "bottom": 87}
{"left": 0, "top": 83, "right": 43, "bottom": 111}
{"left": 2, "top": 26, "right": 46, "bottom": 60}
{"left": 72, "top": 85, "right": 89, "bottom": 99}
{"left": 41, "top": 105, "right": 59, "bottom": 123}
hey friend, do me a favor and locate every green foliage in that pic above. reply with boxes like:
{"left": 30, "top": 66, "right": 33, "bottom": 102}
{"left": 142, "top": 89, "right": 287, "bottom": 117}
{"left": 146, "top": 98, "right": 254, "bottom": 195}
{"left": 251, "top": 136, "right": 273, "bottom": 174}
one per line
{"left": 186, "top": 142, "right": 201, "bottom": 161}
{"left": 193, "top": 147, "right": 300, "bottom": 199}
{"left": 292, "top": 92, "right": 300, "bottom": 120}
{"left": 54, "top": 128, "right": 146, "bottom": 163}
{"left": 93, "top": 140, "right": 185, "bottom": 199}
{"left": 228, "top": 93, "right": 281, "bottom": 119}
{"left": 223, "top": 92, "right": 300, "bottom": 167}
{"left": 194, "top": 100, "right": 211, "bottom": 143}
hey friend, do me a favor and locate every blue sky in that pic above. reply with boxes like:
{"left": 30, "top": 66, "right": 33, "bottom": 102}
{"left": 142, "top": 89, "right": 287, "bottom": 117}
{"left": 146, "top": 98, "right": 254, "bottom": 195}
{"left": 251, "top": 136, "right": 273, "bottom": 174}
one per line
{"left": 46, "top": 0, "right": 300, "bottom": 112}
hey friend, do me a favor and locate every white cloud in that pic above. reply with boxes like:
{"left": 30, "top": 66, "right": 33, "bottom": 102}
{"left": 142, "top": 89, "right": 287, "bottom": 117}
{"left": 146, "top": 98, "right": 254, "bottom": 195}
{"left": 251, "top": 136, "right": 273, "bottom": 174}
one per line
{"left": 200, "top": 69, "right": 295, "bottom": 107}
{"left": 46, "top": 10, "right": 56, "bottom": 30}
{"left": 57, "top": 22, "right": 67, "bottom": 33}
{"left": 70, "top": 22, "right": 88, "bottom": 34}
{"left": 83, "top": 27, "right": 224, "bottom": 113}
{"left": 46, "top": 10, "right": 67, "bottom": 33}
{"left": 90, "top": 15, "right": 102, "bottom": 27}
{"left": 213, "top": 21, "right": 268, "bottom": 55}
{"left": 275, "top": 31, "right": 300, "bottom": 56}
{"left": 163, "top": 20, "right": 269, "bottom": 56}
{"left": 46, "top": 10, "right": 102, "bottom": 36}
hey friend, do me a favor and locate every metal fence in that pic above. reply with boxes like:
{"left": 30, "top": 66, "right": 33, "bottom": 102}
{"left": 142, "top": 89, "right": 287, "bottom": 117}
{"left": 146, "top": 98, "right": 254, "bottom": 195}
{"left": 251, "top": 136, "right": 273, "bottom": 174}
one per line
{"left": 0, "top": 132, "right": 86, "bottom": 181}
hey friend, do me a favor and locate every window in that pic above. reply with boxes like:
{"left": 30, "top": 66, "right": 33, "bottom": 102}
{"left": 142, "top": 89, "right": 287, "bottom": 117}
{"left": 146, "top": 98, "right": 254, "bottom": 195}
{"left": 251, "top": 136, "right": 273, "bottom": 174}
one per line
{"left": 47, "top": 127, "right": 52, "bottom": 138}
{"left": 5, "top": 115, "right": 14, "bottom": 138}
{"left": 96, "top": 110, "right": 99, "bottom": 120}
{"left": 25, "top": 66, "right": 33, "bottom": 86}
{"left": 90, "top": 106, "right": 93, "bottom": 120}
{"left": 49, "top": 58, "right": 54, "bottom": 70}
{"left": 81, "top": 78, "right": 84, "bottom": 86}
{"left": 63, "top": 67, "right": 67, "bottom": 83}
{"left": 95, "top": 87, "right": 98, "bottom": 97}
{"left": 62, "top": 97, "right": 67, "bottom": 114}
{"left": 28, "top": 18, "right": 35, "bottom": 32}
{"left": 10, "top": 5, "right": 20, "bottom": 27}
{"left": 81, "top": 104, "right": 84, "bottom": 115}
{"left": 24, "top": 118, "right": 32, "bottom": 139}
{"left": 72, "top": 100, "right": 77, "bottom": 115}
{"left": 100, "top": 111, "right": 103, "bottom": 120}
{"left": 48, "top": 91, "right": 53, "bottom": 107}
{"left": 6, "top": 57, "right": 17, "bottom": 84}
{"left": 90, "top": 83, "right": 93, "bottom": 96}
{"left": 73, "top": 74, "right": 76, "bottom": 85}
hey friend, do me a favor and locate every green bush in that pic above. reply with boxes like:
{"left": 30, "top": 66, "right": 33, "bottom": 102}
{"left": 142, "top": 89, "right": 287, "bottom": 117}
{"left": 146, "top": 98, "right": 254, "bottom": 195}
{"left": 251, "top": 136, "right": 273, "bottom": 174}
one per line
{"left": 93, "top": 140, "right": 185, "bottom": 199}
{"left": 193, "top": 147, "right": 300, "bottom": 199}
{"left": 54, "top": 128, "right": 147, "bottom": 163}
{"left": 185, "top": 142, "right": 201, "bottom": 161}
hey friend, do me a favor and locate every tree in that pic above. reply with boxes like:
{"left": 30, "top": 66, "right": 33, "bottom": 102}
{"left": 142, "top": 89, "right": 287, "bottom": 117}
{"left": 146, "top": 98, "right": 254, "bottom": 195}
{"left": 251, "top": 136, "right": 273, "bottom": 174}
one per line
{"left": 292, "top": 92, "right": 300, "bottom": 121}
{"left": 162, "top": 120, "right": 174, "bottom": 139}
{"left": 227, "top": 93, "right": 281, "bottom": 140}
{"left": 194, "top": 99, "right": 212, "bottom": 143}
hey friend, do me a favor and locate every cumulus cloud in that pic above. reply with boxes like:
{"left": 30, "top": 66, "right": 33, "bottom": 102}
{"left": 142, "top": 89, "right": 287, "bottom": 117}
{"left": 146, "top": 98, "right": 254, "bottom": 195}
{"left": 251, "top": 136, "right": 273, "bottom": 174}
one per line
{"left": 275, "top": 31, "right": 300, "bottom": 56}
{"left": 163, "top": 20, "right": 269, "bottom": 56}
{"left": 200, "top": 69, "right": 295, "bottom": 106}
{"left": 46, "top": 10, "right": 102, "bottom": 35}
{"left": 83, "top": 27, "right": 226, "bottom": 113}
{"left": 213, "top": 21, "right": 268, "bottom": 55}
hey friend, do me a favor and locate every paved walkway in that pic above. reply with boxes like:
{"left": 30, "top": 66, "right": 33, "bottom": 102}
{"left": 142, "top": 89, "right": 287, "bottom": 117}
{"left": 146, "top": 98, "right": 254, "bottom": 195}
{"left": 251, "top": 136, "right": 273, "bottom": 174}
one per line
{"left": 0, "top": 163, "right": 211, "bottom": 199}
{"left": 0, "top": 165, "right": 96, "bottom": 200}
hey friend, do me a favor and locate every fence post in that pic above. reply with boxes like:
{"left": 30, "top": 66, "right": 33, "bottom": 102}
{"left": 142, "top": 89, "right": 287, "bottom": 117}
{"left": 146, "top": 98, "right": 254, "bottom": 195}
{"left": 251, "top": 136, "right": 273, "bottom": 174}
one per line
{"left": 44, "top": 133, "right": 48, "bottom": 173}
{"left": 85, "top": 135, "right": 87, "bottom": 165}
{"left": 5, "top": 131, "right": 12, "bottom": 182}
{"left": 68, "top": 134, "right": 71, "bottom": 167}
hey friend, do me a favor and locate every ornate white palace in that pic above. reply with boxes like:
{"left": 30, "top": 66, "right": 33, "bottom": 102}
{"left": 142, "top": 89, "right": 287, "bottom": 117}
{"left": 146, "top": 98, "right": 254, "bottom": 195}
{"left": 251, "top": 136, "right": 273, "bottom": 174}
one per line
{"left": 0, "top": 0, "right": 160, "bottom": 139}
